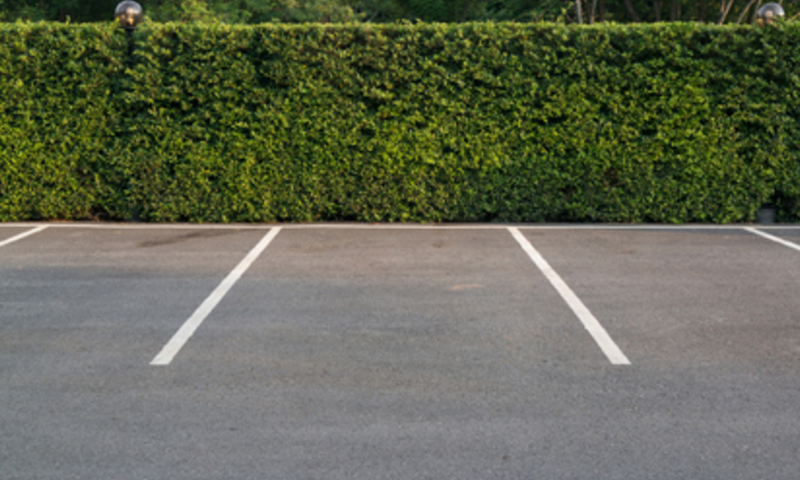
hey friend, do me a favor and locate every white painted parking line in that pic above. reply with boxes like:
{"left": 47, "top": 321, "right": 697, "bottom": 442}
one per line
{"left": 745, "top": 227, "right": 800, "bottom": 253}
{"left": 508, "top": 227, "right": 631, "bottom": 365}
{"left": 0, "top": 226, "right": 48, "bottom": 248}
{"left": 150, "top": 227, "right": 282, "bottom": 366}
{"left": 5, "top": 222, "right": 800, "bottom": 231}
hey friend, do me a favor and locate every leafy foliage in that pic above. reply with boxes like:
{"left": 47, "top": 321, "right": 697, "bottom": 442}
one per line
{"left": 2, "top": 22, "right": 799, "bottom": 222}
{"left": 0, "top": 23, "right": 123, "bottom": 220}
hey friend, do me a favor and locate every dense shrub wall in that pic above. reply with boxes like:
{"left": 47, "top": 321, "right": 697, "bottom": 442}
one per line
{"left": 2, "top": 22, "right": 799, "bottom": 222}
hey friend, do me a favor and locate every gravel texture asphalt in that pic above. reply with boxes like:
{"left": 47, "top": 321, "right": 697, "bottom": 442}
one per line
{"left": 1, "top": 223, "right": 799, "bottom": 480}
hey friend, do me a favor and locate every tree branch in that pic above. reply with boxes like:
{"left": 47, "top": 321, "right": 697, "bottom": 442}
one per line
{"left": 622, "top": 0, "right": 642, "bottom": 21}
{"left": 737, "top": 0, "right": 762, "bottom": 23}
{"left": 458, "top": 0, "right": 473, "bottom": 22}
{"left": 718, "top": 0, "right": 736, "bottom": 23}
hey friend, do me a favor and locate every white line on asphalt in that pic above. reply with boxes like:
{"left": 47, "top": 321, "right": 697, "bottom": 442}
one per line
{"left": 150, "top": 227, "right": 282, "bottom": 366}
{"left": 744, "top": 227, "right": 800, "bottom": 253}
{"left": 4, "top": 222, "right": 800, "bottom": 231}
{"left": 508, "top": 227, "right": 631, "bottom": 365}
{"left": 0, "top": 226, "right": 48, "bottom": 248}
{"left": 0, "top": 223, "right": 274, "bottom": 230}
{"left": 282, "top": 224, "right": 800, "bottom": 230}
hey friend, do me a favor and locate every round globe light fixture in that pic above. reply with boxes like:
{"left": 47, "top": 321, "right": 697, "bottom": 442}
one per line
{"left": 756, "top": 3, "right": 785, "bottom": 25}
{"left": 115, "top": 1, "right": 144, "bottom": 29}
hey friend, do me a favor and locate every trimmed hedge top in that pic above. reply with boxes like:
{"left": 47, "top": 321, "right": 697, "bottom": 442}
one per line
{"left": 2, "top": 22, "right": 800, "bottom": 222}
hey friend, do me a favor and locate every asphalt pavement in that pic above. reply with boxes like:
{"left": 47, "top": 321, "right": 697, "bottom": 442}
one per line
{"left": 1, "top": 223, "right": 799, "bottom": 479}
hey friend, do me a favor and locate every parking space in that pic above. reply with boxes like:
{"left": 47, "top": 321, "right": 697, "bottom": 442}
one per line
{"left": 1, "top": 226, "right": 290, "bottom": 391}
{"left": 178, "top": 228, "right": 606, "bottom": 389}
{"left": 2, "top": 223, "right": 800, "bottom": 479}
{"left": 522, "top": 227, "right": 800, "bottom": 370}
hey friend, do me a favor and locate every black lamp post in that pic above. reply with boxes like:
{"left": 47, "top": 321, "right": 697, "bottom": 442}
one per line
{"left": 115, "top": 1, "right": 144, "bottom": 60}
{"left": 753, "top": 2, "right": 784, "bottom": 222}
{"left": 115, "top": 1, "right": 144, "bottom": 221}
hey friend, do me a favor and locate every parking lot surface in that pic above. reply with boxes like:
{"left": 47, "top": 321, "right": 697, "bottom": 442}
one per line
{"left": 2, "top": 223, "right": 799, "bottom": 479}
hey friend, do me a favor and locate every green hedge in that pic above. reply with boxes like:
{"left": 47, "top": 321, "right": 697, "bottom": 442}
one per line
{"left": 2, "top": 21, "right": 800, "bottom": 222}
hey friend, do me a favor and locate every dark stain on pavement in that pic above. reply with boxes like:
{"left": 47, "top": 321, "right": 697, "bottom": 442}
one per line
{"left": 137, "top": 230, "right": 237, "bottom": 248}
